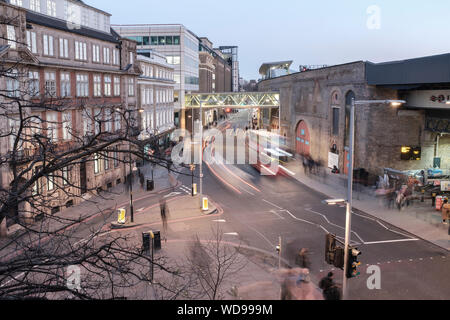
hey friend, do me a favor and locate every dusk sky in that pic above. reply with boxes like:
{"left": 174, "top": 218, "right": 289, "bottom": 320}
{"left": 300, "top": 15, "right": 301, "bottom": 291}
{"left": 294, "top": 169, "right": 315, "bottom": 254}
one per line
{"left": 87, "top": 0, "right": 450, "bottom": 80}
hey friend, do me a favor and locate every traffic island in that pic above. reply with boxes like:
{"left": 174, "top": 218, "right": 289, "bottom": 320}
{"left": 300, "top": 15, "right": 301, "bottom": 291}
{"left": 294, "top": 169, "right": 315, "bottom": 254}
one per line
{"left": 109, "top": 195, "right": 220, "bottom": 230}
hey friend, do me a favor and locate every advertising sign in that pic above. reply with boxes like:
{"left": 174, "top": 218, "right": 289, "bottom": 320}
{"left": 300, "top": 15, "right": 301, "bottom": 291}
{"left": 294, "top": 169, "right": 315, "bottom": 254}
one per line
{"left": 328, "top": 152, "right": 339, "bottom": 169}
{"left": 441, "top": 181, "right": 450, "bottom": 192}
{"left": 406, "top": 90, "right": 450, "bottom": 109}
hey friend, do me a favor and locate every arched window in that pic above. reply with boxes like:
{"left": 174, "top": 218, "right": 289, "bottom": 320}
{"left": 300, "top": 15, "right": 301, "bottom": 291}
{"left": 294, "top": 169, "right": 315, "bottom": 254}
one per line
{"left": 344, "top": 91, "right": 355, "bottom": 147}
{"left": 331, "top": 91, "right": 340, "bottom": 136}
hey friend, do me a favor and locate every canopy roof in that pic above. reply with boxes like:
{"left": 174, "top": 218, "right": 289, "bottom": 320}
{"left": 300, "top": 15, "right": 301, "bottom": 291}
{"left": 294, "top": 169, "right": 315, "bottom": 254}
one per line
{"left": 259, "top": 61, "right": 293, "bottom": 76}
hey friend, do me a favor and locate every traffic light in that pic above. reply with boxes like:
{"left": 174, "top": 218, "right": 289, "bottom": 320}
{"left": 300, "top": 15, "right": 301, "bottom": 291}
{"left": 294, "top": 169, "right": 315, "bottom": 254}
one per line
{"left": 334, "top": 246, "right": 345, "bottom": 269}
{"left": 346, "top": 247, "right": 362, "bottom": 279}
{"left": 325, "top": 234, "right": 336, "bottom": 265}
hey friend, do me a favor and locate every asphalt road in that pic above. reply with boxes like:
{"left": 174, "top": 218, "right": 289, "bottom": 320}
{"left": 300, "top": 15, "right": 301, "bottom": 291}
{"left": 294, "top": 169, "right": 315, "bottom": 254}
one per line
{"left": 172, "top": 110, "right": 450, "bottom": 300}
{"left": 3, "top": 111, "right": 448, "bottom": 300}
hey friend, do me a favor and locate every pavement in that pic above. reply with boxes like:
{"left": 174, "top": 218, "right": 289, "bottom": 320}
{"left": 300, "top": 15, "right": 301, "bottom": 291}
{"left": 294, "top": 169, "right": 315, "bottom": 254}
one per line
{"left": 283, "top": 158, "right": 450, "bottom": 251}
{"left": 104, "top": 194, "right": 324, "bottom": 300}
{"left": 0, "top": 165, "right": 181, "bottom": 257}
{"left": 109, "top": 194, "right": 219, "bottom": 230}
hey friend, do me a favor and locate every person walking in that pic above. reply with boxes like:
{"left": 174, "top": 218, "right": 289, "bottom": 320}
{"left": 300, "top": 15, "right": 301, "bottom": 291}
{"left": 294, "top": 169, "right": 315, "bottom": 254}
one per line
{"left": 441, "top": 199, "right": 450, "bottom": 225}
{"left": 295, "top": 248, "right": 311, "bottom": 270}
{"left": 159, "top": 197, "right": 169, "bottom": 238}
{"left": 319, "top": 272, "right": 341, "bottom": 300}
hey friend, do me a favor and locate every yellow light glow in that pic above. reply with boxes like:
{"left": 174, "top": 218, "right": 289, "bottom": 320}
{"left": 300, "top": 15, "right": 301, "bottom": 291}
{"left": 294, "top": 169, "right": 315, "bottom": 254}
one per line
{"left": 401, "top": 147, "right": 411, "bottom": 154}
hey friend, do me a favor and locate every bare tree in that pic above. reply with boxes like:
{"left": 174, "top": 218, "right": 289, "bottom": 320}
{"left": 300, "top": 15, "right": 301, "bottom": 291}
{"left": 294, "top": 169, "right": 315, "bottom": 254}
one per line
{"left": 0, "top": 18, "right": 192, "bottom": 299}
{"left": 186, "top": 226, "right": 246, "bottom": 300}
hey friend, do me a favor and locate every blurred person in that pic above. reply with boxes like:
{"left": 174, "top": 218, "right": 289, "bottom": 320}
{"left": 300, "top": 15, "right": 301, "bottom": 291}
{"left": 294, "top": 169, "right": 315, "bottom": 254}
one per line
{"left": 319, "top": 272, "right": 342, "bottom": 300}
{"left": 441, "top": 199, "right": 450, "bottom": 225}
{"left": 295, "top": 248, "right": 311, "bottom": 269}
{"left": 278, "top": 268, "right": 322, "bottom": 300}
{"left": 159, "top": 197, "right": 169, "bottom": 236}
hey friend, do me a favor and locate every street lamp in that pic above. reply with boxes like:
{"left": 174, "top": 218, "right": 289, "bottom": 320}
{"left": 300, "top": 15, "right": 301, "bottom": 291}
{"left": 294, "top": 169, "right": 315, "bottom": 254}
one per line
{"left": 123, "top": 108, "right": 144, "bottom": 224}
{"left": 326, "top": 98, "right": 405, "bottom": 300}
{"left": 199, "top": 100, "right": 205, "bottom": 209}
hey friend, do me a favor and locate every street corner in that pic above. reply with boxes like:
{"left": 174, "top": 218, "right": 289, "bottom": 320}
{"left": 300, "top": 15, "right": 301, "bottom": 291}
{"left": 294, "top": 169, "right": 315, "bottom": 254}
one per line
{"left": 110, "top": 220, "right": 144, "bottom": 230}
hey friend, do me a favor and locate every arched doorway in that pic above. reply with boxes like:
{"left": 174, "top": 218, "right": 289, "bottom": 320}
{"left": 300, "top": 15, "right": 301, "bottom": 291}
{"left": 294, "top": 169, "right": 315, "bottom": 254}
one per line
{"left": 296, "top": 121, "right": 311, "bottom": 156}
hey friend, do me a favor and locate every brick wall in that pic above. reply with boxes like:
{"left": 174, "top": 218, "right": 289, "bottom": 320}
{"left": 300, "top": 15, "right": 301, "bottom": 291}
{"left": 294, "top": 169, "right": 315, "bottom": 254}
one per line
{"left": 258, "top": 62, "right": 437, "bottom": 176}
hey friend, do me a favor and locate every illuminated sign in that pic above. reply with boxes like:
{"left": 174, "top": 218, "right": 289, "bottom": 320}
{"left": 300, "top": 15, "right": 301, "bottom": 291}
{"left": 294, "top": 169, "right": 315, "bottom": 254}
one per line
{"left": 401, "top": 146, "right": 421, "bottom": 161}
{"left": 406, "top": 90, "right": 450, "bottom": 109}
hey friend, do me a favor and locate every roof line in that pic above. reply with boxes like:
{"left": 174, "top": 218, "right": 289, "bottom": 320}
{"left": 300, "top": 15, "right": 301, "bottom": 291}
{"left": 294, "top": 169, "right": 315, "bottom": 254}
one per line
{"left": 258, "top": 60, "right": 365, "bottom": 83}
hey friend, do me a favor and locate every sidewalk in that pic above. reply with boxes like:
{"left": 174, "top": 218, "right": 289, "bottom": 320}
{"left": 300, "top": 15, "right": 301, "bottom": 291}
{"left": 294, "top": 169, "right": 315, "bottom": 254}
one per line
{"left": 284, "top": 158, "right": 450, "bottom": 250}
{"left": 109, "top": 194, "right": 323, "bottom": 300}
{"left": 0, "top": 165, "right": 180, "bottom": 246}
{"left": 110, "top": 193, "right": 219, "bottom": 230}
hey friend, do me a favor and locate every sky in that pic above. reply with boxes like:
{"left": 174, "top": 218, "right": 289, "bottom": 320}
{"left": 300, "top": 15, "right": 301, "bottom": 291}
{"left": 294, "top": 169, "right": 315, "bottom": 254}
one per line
{"left": 86, "top": 0, "right": 450, "bottom": 80}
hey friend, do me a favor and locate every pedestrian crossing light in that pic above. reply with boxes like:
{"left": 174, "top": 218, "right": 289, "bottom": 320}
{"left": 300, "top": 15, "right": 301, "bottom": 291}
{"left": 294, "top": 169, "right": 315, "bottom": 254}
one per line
{"left": 346, "top": 247, "right": 362, "bottom": 279}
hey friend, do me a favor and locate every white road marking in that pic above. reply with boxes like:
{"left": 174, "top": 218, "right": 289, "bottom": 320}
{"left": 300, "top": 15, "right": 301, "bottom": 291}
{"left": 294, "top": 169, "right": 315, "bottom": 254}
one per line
{"left": 1, "top": 258, "right": 51, "bottom": 288}
{"left": 262, "top": 199, "right": 283, "bottom": 210}
{"left": 247, "top": 225, "right": 277, "bottom": 249}
{"left": 353, "top": 211, "right": 418, "bottom": 240}
{"left": 224, "top": 232, "right": 239, "bottom": 236}
{"left": 269, "top": 210, "right": 286, "bottom": 220}
{"left": 279, "top": 165, "right": 296, "bottom": 176}
{"left": 242, "top": 188, "right": 255, "bottom": 196}
{"left": 213, "top": 220, "right": 227, "bottom": 223}
{"left": 363, "top": 239, "right": 420, "bottom": 245}
{"left": 164, "top": 192, "right": 182, "bottom": 198}
{"left": 137, "top": 208, "right": 145, "bottom": 213}
{"left": 305, "top": 208, "right": 366, "bottom": 244}
{"left": 262, "top": 199, "right": 419, "bottom": 248}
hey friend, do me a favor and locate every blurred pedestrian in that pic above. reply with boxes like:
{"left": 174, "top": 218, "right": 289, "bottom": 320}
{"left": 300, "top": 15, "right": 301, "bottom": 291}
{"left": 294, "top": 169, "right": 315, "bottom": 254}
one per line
{"left": 441, "top": 199, "right": 450, "bottom": 225}
{"left": 319, "top": 272, "right": 341, "bottom": 300}
{"left": 159, "top": 197, "right": 169, "bottom": 235}
{"left": 295, "top": 248, "right": 311, "bottom": 269}
{"left": 278, "top": 268, "right": 321, "bottom": 300}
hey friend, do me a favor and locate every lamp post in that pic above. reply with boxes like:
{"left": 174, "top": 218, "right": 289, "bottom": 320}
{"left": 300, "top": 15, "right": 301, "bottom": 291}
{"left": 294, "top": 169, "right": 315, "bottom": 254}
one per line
{"left": 327, "top": 99, "right": 405, "bottom": 300}
{"left": 126, "top": 108, "right": 145, "bottom": 224}
{"left": 199, "top": 100, "right": 204, "bottom": 209}
{"left": 128, "top": 140, "right": 134, "bottom": 223}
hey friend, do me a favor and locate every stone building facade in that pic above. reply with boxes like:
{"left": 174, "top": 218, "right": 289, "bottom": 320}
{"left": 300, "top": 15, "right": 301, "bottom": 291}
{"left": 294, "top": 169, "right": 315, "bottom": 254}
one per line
{"left": 0, "top": 0, "right": 139, "bottom": 221}
{"left": 259, "top": 58, "right": 450, "bottom": 178}
{"left": 137, "top": 51, "right": 175, "bottom": 147}
{"left": 198, "top": 37, "right": 232, "bottom": 93}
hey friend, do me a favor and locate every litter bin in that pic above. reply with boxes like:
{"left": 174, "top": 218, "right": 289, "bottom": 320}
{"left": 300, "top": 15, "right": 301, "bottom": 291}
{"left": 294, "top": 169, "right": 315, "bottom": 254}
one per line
{"left": 142, "top": 232, "right": 150, "bottom": 252}
{"left": 147, "top": 180, "right": 154, "bottom": 191}
{"left": 153, "top": 230, "right": 161, "bottom": 250}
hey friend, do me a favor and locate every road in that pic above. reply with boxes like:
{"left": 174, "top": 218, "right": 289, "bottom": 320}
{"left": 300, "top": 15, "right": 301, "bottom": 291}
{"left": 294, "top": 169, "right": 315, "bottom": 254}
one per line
{"left": 172, "top": 110, "right": 450, "bottom": 300}
{"left": 2, "top": 110, "right": 448, "bottom": 300}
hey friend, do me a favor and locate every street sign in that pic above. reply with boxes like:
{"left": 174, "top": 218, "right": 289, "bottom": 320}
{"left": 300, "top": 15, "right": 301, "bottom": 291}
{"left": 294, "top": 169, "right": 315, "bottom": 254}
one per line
{"left": 118, "top": 208, "right": 126, "bottom": 224}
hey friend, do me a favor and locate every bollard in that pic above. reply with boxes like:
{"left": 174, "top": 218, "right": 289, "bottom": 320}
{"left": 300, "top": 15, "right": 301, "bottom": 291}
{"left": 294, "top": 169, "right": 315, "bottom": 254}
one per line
{"left": 117, "top": 208, "right": 126, "bottom": 224}
{"left": 202, "top": 197, "right": 209, "bottom": 211}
